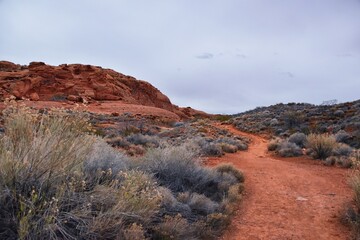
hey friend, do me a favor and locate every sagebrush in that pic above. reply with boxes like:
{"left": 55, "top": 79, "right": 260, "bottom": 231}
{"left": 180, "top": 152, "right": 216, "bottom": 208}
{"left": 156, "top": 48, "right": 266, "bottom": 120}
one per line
{"left": 0, "top": 106, "right": 244, "bottom": 239}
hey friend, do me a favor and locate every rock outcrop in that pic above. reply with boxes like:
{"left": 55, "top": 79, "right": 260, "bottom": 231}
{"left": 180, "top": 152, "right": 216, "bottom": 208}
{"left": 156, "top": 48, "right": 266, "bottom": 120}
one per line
{"left": 0, "top": 61, "right": 209, "bottom": 119}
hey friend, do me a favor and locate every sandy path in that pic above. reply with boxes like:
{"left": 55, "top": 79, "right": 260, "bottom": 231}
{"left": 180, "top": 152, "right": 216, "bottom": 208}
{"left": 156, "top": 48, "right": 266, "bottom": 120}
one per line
{"left": 208, "top": 124, "right": 352, "bottom": 240}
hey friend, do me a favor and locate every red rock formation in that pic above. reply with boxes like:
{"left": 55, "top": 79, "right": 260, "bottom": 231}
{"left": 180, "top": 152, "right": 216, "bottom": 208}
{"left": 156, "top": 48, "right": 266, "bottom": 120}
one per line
{"left": 0, "top": 61, "right": 209, "bottom": 119}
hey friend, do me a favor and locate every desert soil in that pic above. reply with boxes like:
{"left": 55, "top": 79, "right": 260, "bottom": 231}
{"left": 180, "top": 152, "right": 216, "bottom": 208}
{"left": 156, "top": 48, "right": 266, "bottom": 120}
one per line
{"left": 208, "top": 124, "right": 353, "bottom": 240}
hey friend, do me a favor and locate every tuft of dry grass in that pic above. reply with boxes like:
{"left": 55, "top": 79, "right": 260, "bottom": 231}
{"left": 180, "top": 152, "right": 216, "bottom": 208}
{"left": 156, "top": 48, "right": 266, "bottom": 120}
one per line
{"left": 306, "top": 134, "right": 337, "bottom": 160}
{"left": 268, "top": 138, "right": 281, "bottom": 151}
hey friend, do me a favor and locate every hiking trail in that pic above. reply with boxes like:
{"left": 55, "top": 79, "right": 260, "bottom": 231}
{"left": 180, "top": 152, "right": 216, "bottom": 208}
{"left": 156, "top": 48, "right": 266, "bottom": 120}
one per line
{"left": 208, "top": 124, "right": 352, "bottom": 240}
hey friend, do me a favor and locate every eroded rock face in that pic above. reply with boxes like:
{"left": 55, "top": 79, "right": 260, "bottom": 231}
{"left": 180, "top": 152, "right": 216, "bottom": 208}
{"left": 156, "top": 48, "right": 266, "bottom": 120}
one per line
{"left": 0, "top": 61, "right": 210, "bottom": 119}
{"left": 0, "top": 61, "right": 22, "bottom": 71}
{"left": 0, "top": 61, "right": 174, "bottom": 109}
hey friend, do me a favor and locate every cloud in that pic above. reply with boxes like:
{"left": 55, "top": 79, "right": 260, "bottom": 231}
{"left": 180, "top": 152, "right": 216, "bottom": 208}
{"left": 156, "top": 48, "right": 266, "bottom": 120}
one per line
{"left": 196, "top": 53, "right": 214, "bottom": 59}
{"left": 280, "top": 72, "right": 295, "bottom": 78}
{"left": 1, "top": 0, "right": 360, "bottom": 114}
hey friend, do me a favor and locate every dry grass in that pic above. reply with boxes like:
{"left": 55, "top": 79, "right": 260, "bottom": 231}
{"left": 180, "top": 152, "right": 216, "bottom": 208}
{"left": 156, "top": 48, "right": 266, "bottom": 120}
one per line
{"left": 347, "top": 173, "right": 360, "bottom": 239}
{"left": 268, "top": 138, "right": 281, "bottom": 151}
{"left": 306, "top": 134, "right": 337, "bottom": 160}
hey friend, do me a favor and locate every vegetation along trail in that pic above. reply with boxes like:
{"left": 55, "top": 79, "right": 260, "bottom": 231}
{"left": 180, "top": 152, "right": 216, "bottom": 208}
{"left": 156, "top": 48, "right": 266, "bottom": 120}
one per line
{"left": 208, "top": 124, "right": 352, "bottom": 240}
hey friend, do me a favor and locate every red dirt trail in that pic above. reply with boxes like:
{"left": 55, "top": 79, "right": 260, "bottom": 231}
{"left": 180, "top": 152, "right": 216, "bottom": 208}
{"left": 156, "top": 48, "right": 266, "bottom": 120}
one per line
{"left": 208, "top": 124, "right": 353, "bottom": 240}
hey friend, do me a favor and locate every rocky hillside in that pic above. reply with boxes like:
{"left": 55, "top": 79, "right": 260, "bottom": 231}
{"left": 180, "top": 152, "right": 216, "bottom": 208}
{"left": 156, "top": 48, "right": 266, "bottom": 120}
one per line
{"left": 231, "top": 101, "right": 360, "bottom": 147}
{"left": 0, "top": 61, "right": 208, "bottom": 120}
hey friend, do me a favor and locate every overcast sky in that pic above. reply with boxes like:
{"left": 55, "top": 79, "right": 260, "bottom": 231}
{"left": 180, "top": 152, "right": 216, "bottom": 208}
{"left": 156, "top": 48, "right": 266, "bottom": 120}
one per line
{"left": 1, "top": 0, "right": 359, "bottom": 114}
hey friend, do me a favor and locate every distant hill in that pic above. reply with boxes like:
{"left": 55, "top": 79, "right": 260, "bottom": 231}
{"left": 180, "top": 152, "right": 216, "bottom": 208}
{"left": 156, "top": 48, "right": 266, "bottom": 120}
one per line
{"left": 232, "top": 101, "right": 360, "bottom": 148}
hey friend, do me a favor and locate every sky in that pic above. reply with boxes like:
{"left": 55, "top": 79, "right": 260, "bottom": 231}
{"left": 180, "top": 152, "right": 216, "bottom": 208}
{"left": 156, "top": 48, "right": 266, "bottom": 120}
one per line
{"left": 0, "top": 0, "right": 359, "bottom": 114}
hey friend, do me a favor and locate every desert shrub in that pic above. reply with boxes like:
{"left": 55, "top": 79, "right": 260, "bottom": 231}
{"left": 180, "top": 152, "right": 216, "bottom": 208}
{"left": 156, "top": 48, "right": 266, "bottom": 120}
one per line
{"left": 334, "top": 109, "right": 345, "bottom": 117}
{"left": 277, "top": 141, "right": 303, "bottom": 157}
{"left": 106, "top": 136, "right": 131, "bottom": 147}
{"left": 282, "top": 111, "right": 304, "bottom": 129}
{"left": 84, "top": 139, "right": 129, "bottom": 181}
{"left": 288, "top": 132, "right": 307, "bottom": 148}
{"left": 126, "top": 133, "right": 159, "bottom": 148}
{"left": 158, "top": 187, "right": 192, "bottom": 218}
{"left": 227, "top": 183, "right": 245, "bottom": 202}
{"left": 127, "top": 145, "right": 146, "bottom": 156}
{"left": 216, "top": 137, "right": 248, "bottom": 151}
{"left": 214, "top": 115, "right": 232, "bottom": 122}
{"left": 348, "top": 174, "right": 360, "bottom": 239}
{"left": 137, "top": 143, "right": 244, "bottom": 235}
{"left": 353, "top": 130, "right": 360, "bottom": 149}
{"left": 205, "top": 213, "right": 231, "bottom": 235}
{"left": 351, "top": 150, "right": 360, "bottom": 169}
{"left": 324, "top": 156, "right": 337, "bottom": 166}
{"left": 220, "top": 143, "right": 238, "bottom": 153}
{"left": 178, "top": 192, "right": 219, "bottom": 215}
{"left": 200, "top": 142, "right": 224, "bottom": 157}
{"left": 111, "top": 170, "right": 161, "bottom": 221}
{"left": 336, "top": 156, "right": 353, "bottom": 168}
{"left": 269, "top": 118, "right": 279, "bottom": 126}
{"left": 237, "top": 142, "right": 248, "bottom": 150}
{"left": 0, "top": 106, "right": 94, "bottom": 239}
{"left": 268, "top": 138, "right": 281, "bottom": 151}
{"left": 332, "top": 143, "right": 353, "bottom": 157}
{"left": 153, "top": 214, "right": 198, "bottom": 240}
{"left": 306, "top": 134, "right": 337, "bottom": 160}
{"left": 335, "top": 130, "right": 352, "bottom": 144}
{"left": 122, "top": 125, "right": 141, "bottom": 136}
{"left": 215, "top": 164, "right": 245, "bottom": 183}
{"left": 87, "top": 170, "right": 161, "bottom": 239}
{"left": 0, "top": 106, "right": 167, "bottom": 239}
{"left": 0, "top": 106, "right": 245, "bottom": 239}
{"left": 350, "top": 174, "right": 360, "bottom": 209}
{"left": 138, "top": 143, "right": 223, "bottom": 197}
{"left": 123, "top": 223, "right": 146, "bottom": 240}
{"left": 0, "top": 106, "right": 93, "bottom": 191}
